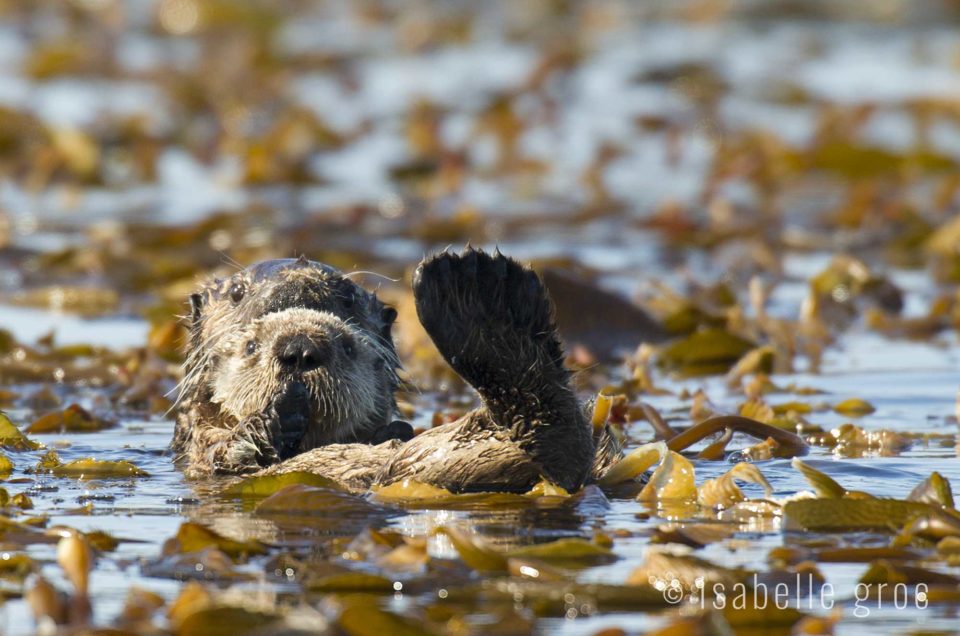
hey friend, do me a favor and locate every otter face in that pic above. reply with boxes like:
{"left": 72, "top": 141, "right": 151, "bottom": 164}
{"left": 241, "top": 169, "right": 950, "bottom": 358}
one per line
{"left": 182, "top": 257, "right": 399, "bottom": 455}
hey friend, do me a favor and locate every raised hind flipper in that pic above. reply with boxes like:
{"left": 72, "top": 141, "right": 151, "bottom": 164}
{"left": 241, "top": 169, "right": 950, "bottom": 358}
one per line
{"left": 412, "top": 248, "right": 594, "bottom": 490}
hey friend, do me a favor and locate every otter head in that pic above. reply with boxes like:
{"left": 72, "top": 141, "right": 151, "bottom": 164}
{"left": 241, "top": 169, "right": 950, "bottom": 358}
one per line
{"left": 181, "top": 257, "right": 399, "bottom": 456}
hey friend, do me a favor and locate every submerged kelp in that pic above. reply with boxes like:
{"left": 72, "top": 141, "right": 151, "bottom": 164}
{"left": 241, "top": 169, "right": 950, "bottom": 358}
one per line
{"left": 0, "top": 0, "right": 959, "bottom": 634}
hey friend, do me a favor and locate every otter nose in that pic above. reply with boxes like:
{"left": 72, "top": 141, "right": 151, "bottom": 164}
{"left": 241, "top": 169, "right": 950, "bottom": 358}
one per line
{"left": 276, "top": 334, "right": 329, "bottom": 372}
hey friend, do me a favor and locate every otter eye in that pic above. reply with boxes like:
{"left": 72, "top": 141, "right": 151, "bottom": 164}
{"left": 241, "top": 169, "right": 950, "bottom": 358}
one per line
{"left": 245, "top": 340, "right": 257, "bottom": 356}
{"left": 381, "top": 307, "right": 397, "bottom": 323}
{"left": 341, "top": 338, "right": 355, "bottom": 358}
{"left": 229, "top": 282, "right": 245, "bottom": 303}
{"left": 341, "top": 291, "right": 354, "bottom": 309}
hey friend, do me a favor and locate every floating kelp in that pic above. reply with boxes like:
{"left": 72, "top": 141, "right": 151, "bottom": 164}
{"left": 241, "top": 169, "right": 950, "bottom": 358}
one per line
{"left": 832, "top": 398, "right": 876, "bottom": 416}
{"left": 651, "top": 523, "right": 735, "bottom": 548}
{"left": 667, "top": 415, "right": 808, "bottom": 458}
{"left": 377, "top": 538, "right": 429, "bottom": 574}
{"left": 590, "top": 393, "right": 616, "bottom": 432}
{"left": 0, "top": 513, "right": 47, "bottom": 540}
{"left": 32, "top": 451, "right": 148, "bottom": 479}
{"left": 56, "top": 531, "right": 92, "bottom": 595}
{"left": 0, "top": 413, "right": 42, "bottom": 451}
{"left": 440, "top": 578, "right": 671, "bottom": 614}
{"left": 255, "top": 484, "right": 385, "bottom": 517}
{"left": 806, "top": 424, "right": 910, "bottom": 457}
{"left": 163, "top": 523, "right": 267, "bottom": 560}
{"left": 370, "top": 478, "right": 570, "bottom": 509}
{"left": 307, "top": 571, "right": 395, "bottom": 593}
{"left": 722, "top": 602, "right": 806, "bottom": 632}
{"left": 799, "top": 141, "right": 955, "bottom": 180}
{"left": 725, "top": 344, "right": 776, "bottom": 386}
{"left": 83, "top": 529, "right": 122, "bottom": 552}
{"left": 657, "top": 328, "right": 756, "bottom": 377}
{"left": 506, "top": 538, "right": 615, "bottom": 566}
{"left": 166, "top": 582, "right": 214, "bottom": 628}
{"left": 806, "top": 256, "right": 904, "bottom": 329}
{"left": 908, "top": 472, "right": 955, "bottom": 508}
{"left": 698, "top": 462, "right": 773, "bottom": 508}
{"left": 506, "top": 557, "right": 566, "bottom": 582}
{"left": 770, "top": 400, "right": 819, "bottom": 415}
{"left": 342, "top": 527, "right": 406, "bottom": 560}
{"left": 696, "top": 427, "right": 734, "bottom": 460}
{"left": 0, "top": 552, "right": 37, "bottom": 582}
{"left": 860, "top": 560, "right": 960, "bottom": 588}
{"left": 641, "top": 282, "right": 727, "bottom": 336}
{"left": 598, "top": 441, "right": 667, "bottom": 487}
{"left": 735, "top": 436, "right": 783, "bottom": 461}
{"left": 604, "top": 422, "right": 791, "bottom": 504}
{"left": 926, "top": 215, "right": 960, "bottom": 283}
{"left": 221, "top": 471, "right": 346, "bottom": 498}
{"left": 147, "top": 320, "right": 188, "bottom": 362}
{"left": 435, "top": 527, "right": 508, "bottom": 573}
{"left": 116, "top": 586, "right": 166, "bottom": 628}
{"left": 637, "top": 451, "right": 696, "bottom": 502}
{"left": 25, "top": 576, "right": 68, "bottom": 626}
{"left": 144, "top": 547, "right": 253, "bottom": 582}
{"left": 627, "top": 550, "right": 746, "bottom": 592}
{"left": 783, "top": 499, "right": 935, "bottom": 532}
{"left": 779, "top": 459, "right": 959, "bottom": 531}
{"left": 337, "top": 595, "right": 436, "bottom": 636}
{"left": 175, "top": 605, "right": 278, "bottom": 636}
{"left": 866, "top": 295, "right": 959, "bottom": 339}
{"left": 28, "top": 404, "right": 117, "bottom": 434}
{"left": 770, "top": 545, "right": 921, "bottom": 565}
{"left": 896, "top": 512, "right": 960, "bottom": 543}
{"left": 791, "top": 458, "right": 849, "bottom": 498}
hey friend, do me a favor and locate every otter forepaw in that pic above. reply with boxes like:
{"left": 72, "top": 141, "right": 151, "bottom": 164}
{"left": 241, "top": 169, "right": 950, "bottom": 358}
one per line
{"left": 233, "top": 413, "right": 280, "bottom": 468}
{"left": 370, "top": 420, "right": 414, "bottom": 445}
{"left": 268, "top": 381, "right": 311, "bottom": 460}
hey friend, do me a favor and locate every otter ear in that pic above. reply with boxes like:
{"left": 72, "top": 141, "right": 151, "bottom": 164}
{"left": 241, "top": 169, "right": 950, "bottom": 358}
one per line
{"left": 189, "top": 293, "right": 204, "bottom": 326}
{"left": 380, "top": 306, "right": 397, "bottom": 340}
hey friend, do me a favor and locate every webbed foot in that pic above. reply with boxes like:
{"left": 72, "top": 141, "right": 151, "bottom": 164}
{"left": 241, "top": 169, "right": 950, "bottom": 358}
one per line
{"left": 412, "top": 248, "right": 593, "bottom": 490}
{"left": 413, "top": 248, "right": 564, "bottom": 397}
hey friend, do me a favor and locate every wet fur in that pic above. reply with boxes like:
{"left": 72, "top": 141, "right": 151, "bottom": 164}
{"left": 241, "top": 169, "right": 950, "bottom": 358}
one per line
{"left": 172, "top": 257, "right": 400, "bottom": 475}
{"left": 174, "top": 250, "right": 616, "bottom": 491}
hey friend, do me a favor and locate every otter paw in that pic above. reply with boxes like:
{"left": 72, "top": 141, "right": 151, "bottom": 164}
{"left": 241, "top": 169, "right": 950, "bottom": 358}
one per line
{"left": 268, "top": 381, "right": 311, "bottom": 460}
{"left": 412, "top": 248, "right": 561, "bottom": 389}
{"left": 227, "top": 413, "right": 279, "bottom": 469}
{"left": 370, "top": 420, "right": 414, "bottom": 445}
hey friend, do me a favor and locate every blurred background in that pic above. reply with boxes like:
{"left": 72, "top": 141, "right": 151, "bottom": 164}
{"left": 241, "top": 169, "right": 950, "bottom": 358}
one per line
{"left": 2, "top": 0, "right": 959, "bottom": 344}
{"left": 2, "top": 0, "right": 960, "bottom": 424}
{"left": 0, "top": 2, "right": 959, "bottom": 634}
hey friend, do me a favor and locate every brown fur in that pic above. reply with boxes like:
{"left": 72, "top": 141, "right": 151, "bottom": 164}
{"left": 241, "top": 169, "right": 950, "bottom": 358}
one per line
{"left": 174, "top": 250, "right": 619, "bottom": 491}
{"left": 172, "top": 257, "right": 399, "bottom": 476}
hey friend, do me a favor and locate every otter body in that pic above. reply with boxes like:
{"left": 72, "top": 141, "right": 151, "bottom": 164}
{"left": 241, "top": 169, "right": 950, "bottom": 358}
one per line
{"left": 174, "top": 249, "right": 609, "bottom": 492}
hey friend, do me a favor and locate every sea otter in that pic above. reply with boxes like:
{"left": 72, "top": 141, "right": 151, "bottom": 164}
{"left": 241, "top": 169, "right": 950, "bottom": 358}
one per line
{"left": 172, "top": 249, "right": 807, "bottom": 493}
{"left": 173, "top": 248, "right": 608, "bottom": 492}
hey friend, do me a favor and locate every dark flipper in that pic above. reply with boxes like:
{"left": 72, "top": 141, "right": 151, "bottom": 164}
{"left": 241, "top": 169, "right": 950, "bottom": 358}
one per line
{"left": 412, "top": 248, "right": 594, "bottom": 490}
